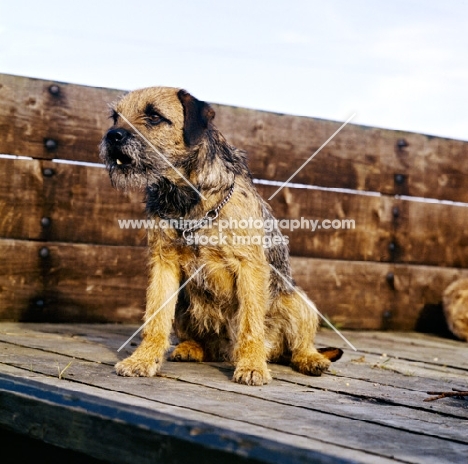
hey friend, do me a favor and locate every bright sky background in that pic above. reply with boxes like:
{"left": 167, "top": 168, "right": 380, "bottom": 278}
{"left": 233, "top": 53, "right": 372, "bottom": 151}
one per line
{"left": 1, "top": 0, "right": 467, "bottom": 141}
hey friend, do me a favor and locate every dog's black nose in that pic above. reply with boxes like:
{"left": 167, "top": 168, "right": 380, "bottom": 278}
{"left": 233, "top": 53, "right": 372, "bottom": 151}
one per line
{"left": 106, "top": 128, "right": 129, "bottom": 145}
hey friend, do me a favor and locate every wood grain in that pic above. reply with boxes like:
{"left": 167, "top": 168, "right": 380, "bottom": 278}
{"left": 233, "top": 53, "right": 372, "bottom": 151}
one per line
{"left": 0, "top": 73, "right": 123, "bottom": 162}
{"left": 0, "top": 239, "right": 146, "bottom": 323}
{"left": 0, "top": 157, "right": 146, "bottom": 245}
{"left": 290, "top": 258, "right": 468, "bottom": 331}
{"left": 3, "top": 158, "right": 468, "bottom": 267}
{"left": 1, "top": 325, "right": 467, "bottom": 463}
{"left": 2, "top": 238, "right": 468, "bottom": 329}
{"left": 1, "top": 73, "right": 468, "bottom": 201}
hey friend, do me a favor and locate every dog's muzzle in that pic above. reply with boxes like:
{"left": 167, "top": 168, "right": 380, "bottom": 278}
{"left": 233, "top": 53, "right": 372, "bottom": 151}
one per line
{"left": 104, "top": 128, "right": 133, "bottom": 166}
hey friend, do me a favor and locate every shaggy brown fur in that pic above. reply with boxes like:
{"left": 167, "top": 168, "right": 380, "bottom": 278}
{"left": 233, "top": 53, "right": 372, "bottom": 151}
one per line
{"left": 442, "top": 279, "right": 468, "bottom": 342}
{"left": 100, "top": 87, "right": 341, "bottom": 385}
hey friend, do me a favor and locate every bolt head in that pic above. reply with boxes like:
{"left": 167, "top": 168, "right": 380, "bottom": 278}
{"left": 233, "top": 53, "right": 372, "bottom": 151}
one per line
{"left": 44, "top": 139, "right": 58, "bottom": 151}
{"left": 42, "top": 168, "right": 54, "bottom": 177}
{"left": 49, "top": 84, "right": 60, "bottom": 96}
{"left": 394, "top": 174, "right": 405, "bottom": 185}
{"left": 41, "top": 217, "right": 51, "bottom": 227}
{"left": 39, "top": 247, "right": 50, "bottom": 258}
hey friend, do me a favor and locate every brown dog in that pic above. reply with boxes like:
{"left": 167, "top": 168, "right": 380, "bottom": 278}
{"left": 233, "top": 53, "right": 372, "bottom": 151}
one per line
{"left": 100, "top": 87, "right": 341, "bottom": 385}
{"left": 443, "top": 278, "right": 468, "bottom": 341}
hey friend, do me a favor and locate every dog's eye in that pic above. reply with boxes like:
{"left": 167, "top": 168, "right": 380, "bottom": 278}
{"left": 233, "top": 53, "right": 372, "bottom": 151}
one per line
{"left": 144, "top": 103, "right": 171, "bottom": 127}
{"left": 146, "top": 112, "right": 163, "bottom": 126}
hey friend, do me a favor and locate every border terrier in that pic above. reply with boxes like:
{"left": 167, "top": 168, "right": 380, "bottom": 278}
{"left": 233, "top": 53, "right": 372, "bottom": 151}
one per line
{"left": 100, "top": 87, "right": 342, "bottom": 385}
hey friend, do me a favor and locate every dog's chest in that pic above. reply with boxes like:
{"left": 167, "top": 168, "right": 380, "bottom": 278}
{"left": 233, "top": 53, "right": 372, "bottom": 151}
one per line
{"left": 179, "top": 247, "right": 236, "bottom": 303}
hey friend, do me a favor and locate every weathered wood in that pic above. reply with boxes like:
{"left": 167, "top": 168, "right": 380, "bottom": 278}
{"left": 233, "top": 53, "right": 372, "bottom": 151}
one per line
{"left": 291, "top": 258, "right": 468, "bottom": 331}
{"left": 0, "top": 157, "right": 42, "bottom": 240}
{"left": 1, "top": 157, "right": 386, "bottom": 261}
{"left": 1, "top": 326, "right": 467, "bottom": 421}
{"left": 261, "top": 184, "right": 468, "bottom": 267}
{"left": 2, "top": 343, "right": 467, "bottom": 444}
{"left": 320, "top": 330, "right": 468, "bottom": 370}
{"left": 389, "top": 196, "right": 468, "bottom": 267}
{"left": 1, "top": 324, "right": 467, "bottom": 463}
{"left": 1, "top": 373, "right": 342, "bottom": 464}
{"left": 3, "top": 158, "right": 468, "bottom": 268}
{"left": 0, "top": 368, "right": 394, "bottom": 464}
{"left": 0, "top": 73, "right": 123, "bottom": 162}
{"left": 0, "top": 241, "right": 42, "bottom": 319}
{"left": 258, "top": 184, "right": 387, "bottom": 262}
{"left": 0, "top": 239, "right": 146, "bottom": 322}
{"left": 2, "top": 239, "right": 468, "bottom": 329}
{"left": 1, "top": 73, "right": 468, "bottom": 202}
{"left": 0, "top": 157, "right": 146, "bottom": 245}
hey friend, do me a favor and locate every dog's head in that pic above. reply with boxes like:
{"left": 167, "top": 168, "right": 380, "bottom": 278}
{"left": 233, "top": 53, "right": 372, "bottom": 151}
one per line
{"left": 100, "top": 87, "right": 215, "bottom": 190}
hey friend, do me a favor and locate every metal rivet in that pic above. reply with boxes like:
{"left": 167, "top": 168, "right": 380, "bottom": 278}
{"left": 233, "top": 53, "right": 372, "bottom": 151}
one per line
{"left": 383, "top": 310, "right": 392, "bottom": 319}
{"left": 44, "top": 139, "right": 58, "bottom": 151}
{"left": 397, "top": 139, "right": 408, "bottom": 149}
{"left": 42, "top": 167, "right": 54, "bottom": 177}
{"left": 394, "top": 174, "right": 405, "bottom": 185}
{"left": 392, "top": 206, "right": 400, "bottom": 218}
{"left": 41, "top": 217, "right": 51, "bottom": 227}
{"left": 49, "top": 84, "right": 60, "bottom": 96}
{"left": 386, "top": 272, "right": 395, "bottom": 286}
{"left": 39, "top": 247, "right": 50, "bottom": 258}
{"left": 35, "top": 299, "right": 45, "bottom": 308}
{"left": 388, "top": 242, "right": 396, "bottom": 252}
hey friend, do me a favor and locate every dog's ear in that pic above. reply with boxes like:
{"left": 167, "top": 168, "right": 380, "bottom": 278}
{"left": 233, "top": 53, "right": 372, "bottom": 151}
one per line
{"left": 177, "top": 89, "right": 215, "bottom": 145}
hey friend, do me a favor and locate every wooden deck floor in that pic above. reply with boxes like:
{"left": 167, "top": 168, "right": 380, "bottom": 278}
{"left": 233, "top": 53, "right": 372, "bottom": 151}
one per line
{"left": 0, "top": 323, "right": 467, "bottom": 463}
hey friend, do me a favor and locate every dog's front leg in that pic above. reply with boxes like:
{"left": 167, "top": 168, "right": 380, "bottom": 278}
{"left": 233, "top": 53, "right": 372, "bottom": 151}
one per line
{"left": 232, "top": 260, "right": 272, "bottom": 386}
{"left": 115, "top": 254, "right": 180, "bottom": 377}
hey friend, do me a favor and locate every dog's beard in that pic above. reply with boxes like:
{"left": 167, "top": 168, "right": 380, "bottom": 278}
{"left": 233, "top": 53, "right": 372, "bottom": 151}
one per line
{"left": 145, "top": 178, "right": 201, "bottom": 218}
{"left": 99, "top": 137, "right": 164, "bottom": 190}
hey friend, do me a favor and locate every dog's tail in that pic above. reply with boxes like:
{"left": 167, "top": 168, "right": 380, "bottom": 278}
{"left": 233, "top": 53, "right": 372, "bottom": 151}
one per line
{"left": 317, "top": 347, "right": 344, "bottom": 362}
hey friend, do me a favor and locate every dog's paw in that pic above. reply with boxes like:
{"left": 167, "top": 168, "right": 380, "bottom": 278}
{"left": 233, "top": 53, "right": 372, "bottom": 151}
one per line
{"left": 291, "top": 351, "right": 331, "bottom": 376}
{"left": 115, "top": 356, "right": 161, "bottom": 377}
{"left": 233, "top": 363, "right": 272, "bottom": 386}
{"left": 168, "top": 340, "right": 204, "bottom": 362}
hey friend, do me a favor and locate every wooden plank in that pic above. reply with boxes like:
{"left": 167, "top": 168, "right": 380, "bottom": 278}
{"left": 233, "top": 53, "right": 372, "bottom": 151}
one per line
{"left": 1, "top": 326, "right": 467, "bottom": 422}
{"left": 3, "top": 158, "right": 468, "bottom": 268}
{"left": 2, "top": 344, "right": 467, "bottom": 444}
{"left": 3, "top": 238, "right": 468, "bottom": 329}
{"left": 216, "top": 105, "right": 468, "bottom": 202}
{"left": 1, "top": 327, "right": 468, "bottom": 463}
{"left": 0, "top": 243, "right": 42, "bottom": 321}
{"left": 259, "top": 184, "right": 468, "bottom": 267}
{"left": 3, "top": 323, "right": 465, "bottom": 390}
{"left": 0, "top": 367, "right": 395, "bottom": 464}
{"left": 376, "top": 131, "right": 468, "bottom": 202}
{"left": 0, "top": 359, "right": 460, "bottom": 464}
{"left": 257, "top": 184, "right": 387, "bottom": 262}
{"left": 214, "top": 106, "right": 381, "bottom": 193}
{"left": 0, "top": 157, "right": 42, "bottom": 240}
{"left": 1, "top": 157, "right": 386, "bottom": 260}
{"left": 0, "top": 73, "right": 123, "bottom": 163}
{"left": 0, "top": 157, "right": 146, "bottom": 245}
{"left": 390, "top": 196, "right": 468, "bottom": 267}
{"left": 290, "top": 259, "right": 468, "bottom": 331}
{"left": 2, "top": 73, "right": 468, "bottom": 202}
{"left": 0, "top": 239, "right": 146, "bottom": 323}
{"left": 320, "top": 330, "right": 468, "bottom": 369}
